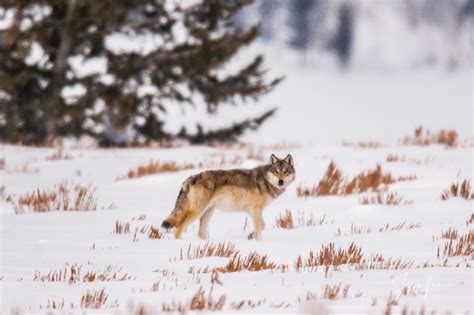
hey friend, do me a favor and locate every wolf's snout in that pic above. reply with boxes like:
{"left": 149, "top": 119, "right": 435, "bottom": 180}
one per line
{"left": 278, "top": 179, "right": 284, "bottom": 186}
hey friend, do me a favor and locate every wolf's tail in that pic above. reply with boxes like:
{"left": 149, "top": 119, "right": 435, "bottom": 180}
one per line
{"left": 161, "top": 184, "right": 189, "bottom": 229}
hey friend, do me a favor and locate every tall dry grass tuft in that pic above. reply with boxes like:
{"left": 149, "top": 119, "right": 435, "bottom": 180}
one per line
{"left": 113, "top": 220, "right": 130, "bottom": 234}
{"left": 275, "top": 209, "right": 328, "bottom": 229}
{"left": 117, "top": 160, "right": 195, "bottom": 180}
{"left": 295, "top": 243, "right": 363, "bottom": 271}
{"left": 81, "top": 288, "right": 108, "bottom": 308}
{"left": 11, "top": 182, "right": 106, "bottom": 214}
{"left": 275, "top": 209, "right": 294, "bottom": 229}
{"left": 176, "top": 242, "right": 239, "bottom": 260}
{"left": 359, "top": 191, "right": 413, "bottom": 206}
{"left": 437, "top": 231, "right": 472, "bottom": 258}
{"left": 401, "top": 126, "right": 458, "bottom": 147}
{"left": 148, "top": 226, "right": 164, "bottom": 239}
{"left": 161, "top": 286, "right": 226, "bottom": 312}
{"left": 297, "top": 162, "right": 413, "bottom": 197}
{"left": 33, "top": 263, "right": 130, "bottom": 283}
{"left": 213, "top": 252, "right": 287, "bottom": 273}
{"left": 441, "top": 179, "right": 473, "bottom": 200}
{"left": 323, "top": 283, "right": 350, "bottom": 300}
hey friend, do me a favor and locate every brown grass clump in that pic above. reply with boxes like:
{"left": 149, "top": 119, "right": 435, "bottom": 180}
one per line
{"left": 297, "top": 162, "right": 412, "bottom": 197}
{"left": 161, "top": 286, "right": 226, "bottom": 312}
{"left": 441, "top": 179, "right": 473, "bottom": 200}
{"left": 441, "top": 227, "right": 459, "bottom": 240}
{"left": 176, "top": 242, "right": 239, "bottom": 260}
{"left": 323, "top": 283, "right": 350, "bottom": 300}
{"left": 401, "top": 126, "right": 458, "bottom": 147}
{"left": 214, "top": 252, "right": 286, "bottom": 273}
{"left": 275, "top": 209, "right": 294, "bottom": 229}
{"left": 295, "top": 243, "right": 363, "bottom": 271}
{"left": 437, "top": 231, "right": 473, "bottom": 258}
{"left": 359, "top": 191, "right": 413, "bottom": 206}
{"left": 33, "top": 263, "right": 130, "bottom": 283}
{"left": 81, "top": 288, "right": 108, "bottom": 308}
{"left": 113, "top": 220, "right": 130, "bottom": 234}
{"left": 117, "top": 160, "right": 195, "bottom": 180}
{"left": 11, "top": 182, "right": 104, "bottom": 214}
{"left": 386, "top": 154, "right": 424, "bottom": 165}
{"left": 342, "top": 140, "right": 384, "bottom": 149}
{"left": 275, "top": 209, "right": 328, "bottom": 229}
{"left": 148, "top": 226, "right": 164, "bottom": 239}
{"left": 46, "top": 149, "right": 73, "bottom": 161}
{"left": 46, "top": 299, "right": 65, "bottom": 309}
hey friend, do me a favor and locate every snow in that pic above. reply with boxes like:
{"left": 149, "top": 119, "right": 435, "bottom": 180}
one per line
{"left": 0, "top": 140, "right": 472, "bottom": 314}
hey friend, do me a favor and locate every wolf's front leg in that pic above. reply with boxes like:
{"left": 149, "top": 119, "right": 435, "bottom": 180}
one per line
{"left": 198, "top": 207, "right": 214, "bottom": 239}
{"left": 250, "top": 207, "right": 264, "bottom": 241}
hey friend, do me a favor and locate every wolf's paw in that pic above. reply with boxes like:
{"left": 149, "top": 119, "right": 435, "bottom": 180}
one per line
{"left": 247, "top": 232, "right": 262, "bottom": 241}
{"left": 198, "top": 231, "right": 208, "bottom": 239}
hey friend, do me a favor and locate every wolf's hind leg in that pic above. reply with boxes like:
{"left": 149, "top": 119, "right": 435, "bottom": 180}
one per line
{"left": 198, "top": 207, "right": 215, "bottom": 239}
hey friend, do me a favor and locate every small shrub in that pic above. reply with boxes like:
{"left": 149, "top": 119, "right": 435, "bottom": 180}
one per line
{"left": 441, "top": 179, "right": 473, "bottom": 200}
{"left": 33, "top": 263, "right": 130, "bottom": 283}
{"left": 117, "top": 160, "right": 195, "bottom": 180}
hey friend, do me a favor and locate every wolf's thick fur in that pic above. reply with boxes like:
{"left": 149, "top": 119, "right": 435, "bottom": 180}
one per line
{"left": 162, "top": 154, "right": 295, "bottom": 240}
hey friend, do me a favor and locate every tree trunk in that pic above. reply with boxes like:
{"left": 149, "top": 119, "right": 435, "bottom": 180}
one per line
{"left": 44, "top": 0, "right": 76, "bottom": 145}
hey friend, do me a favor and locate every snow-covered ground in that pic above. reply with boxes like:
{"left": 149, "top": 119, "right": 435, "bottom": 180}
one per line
{"left": 1, "top": 136, "right": 472, "bottom": 314}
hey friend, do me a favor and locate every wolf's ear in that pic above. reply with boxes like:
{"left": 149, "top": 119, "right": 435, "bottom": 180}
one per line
{"left": 283, "top": 154, "right": 294, "bottom": 166}
{"left": 269, "top": 154, "right": 279, "bottom": 164}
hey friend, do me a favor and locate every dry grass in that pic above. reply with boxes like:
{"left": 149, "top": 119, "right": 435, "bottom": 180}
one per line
{"left": 161, "top": 286, "right": 226, "bottom": 313}
{"left": 10, "top": 182, "right": 106, "bottom": 214}
{"left": 342, "top": 140, "right": 385, "bottom": 149}
{"left": 359, "top": 191, "right": 413, "bottom": 206}
{"left": 175, "top": 242, "right": 239, "bottom": 261}
{"left": 33, "top": 263, "right": 130, "bottom": 283}
{"left": 275, "top": 209, "right": 328, "bottom": 229}
{"left": 113, "top": 220, "right": 130, "bottom": 234}
{"left": 46, "top": 299, "right": 65, "bottom": 309}
{"left": 441, "top": 179, "right": 473, "bottom": 200}
{"left": 401, "top": 126, "right": 458, "bottom": 147}
{"left": 295, "top": 244, "right": 414, "bottom": 271}
{"left": 437, "top": 231, "right": 473, "bottom": 258}
{"left": 295, "top": 243, "right": 363, "bottom": 271}
{"left": 215, "top": 252, "right": 287, "bottom": 273}
{"left": 323, "top": 283, "right": 350, "bottom": 300}
{"left": 386, "top": 154, "right": 425, "bottom": 165}
{"left": 46, "top": 149, "right": 73, "bottom": 161}
{"left": 81, "top": 288, "right": 108, "bottom": 308}
{"left": 147, "top": 226, "right": 165, "bottom": 239}
{"left": 117, "top": 160, "right": 195, "bottom": 180}
{"left": 297, "top": 161, "right": 414, "bottom": 197}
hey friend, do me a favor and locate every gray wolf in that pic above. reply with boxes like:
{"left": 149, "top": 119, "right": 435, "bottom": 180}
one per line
{"left": 161, "top": 154, "right": 295, "bottom": 240}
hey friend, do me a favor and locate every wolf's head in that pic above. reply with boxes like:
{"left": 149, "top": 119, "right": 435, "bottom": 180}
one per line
{"left": 265, "top": 154, "right": 295, "bottom": 190}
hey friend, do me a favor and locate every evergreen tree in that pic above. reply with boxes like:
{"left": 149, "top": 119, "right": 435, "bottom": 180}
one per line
{"left": 332, "top": 3, "right": 354, "bottom": 67}
{"left": 0, "top": 0, "right": 281, "bottom": 145}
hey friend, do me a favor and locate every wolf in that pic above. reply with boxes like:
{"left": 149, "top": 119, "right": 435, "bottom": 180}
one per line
{"left": 161, "top": 154, "right": 295, "bottom": 240}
